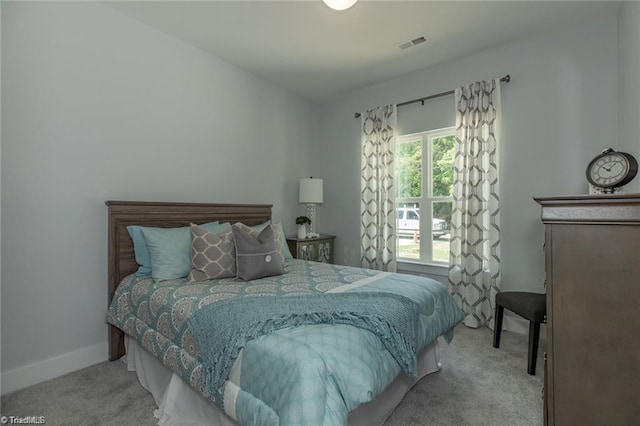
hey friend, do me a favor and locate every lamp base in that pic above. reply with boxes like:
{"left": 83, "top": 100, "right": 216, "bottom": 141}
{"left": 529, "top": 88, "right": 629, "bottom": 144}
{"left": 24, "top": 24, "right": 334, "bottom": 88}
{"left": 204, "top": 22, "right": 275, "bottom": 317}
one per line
{"left": 306, "top": 203, "right": 318, "bottom": 236}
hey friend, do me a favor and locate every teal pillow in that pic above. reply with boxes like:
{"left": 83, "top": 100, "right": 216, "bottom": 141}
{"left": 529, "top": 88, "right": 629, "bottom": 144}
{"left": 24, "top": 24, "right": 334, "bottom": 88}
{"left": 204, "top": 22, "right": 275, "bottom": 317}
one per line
{"left": 128, "top": 221, "right": 222, "bottom": 277}
{"left": 250, "top": 221, "right": 293, "bottom": 260}
{"left": 273, "top": 222, "right": 294, "bottom": 260}
{"left": 126, "top": 225, "right": 153, "bottom": 277}
{"left": 140, "top": 222, "right": 229, "bottom": 282}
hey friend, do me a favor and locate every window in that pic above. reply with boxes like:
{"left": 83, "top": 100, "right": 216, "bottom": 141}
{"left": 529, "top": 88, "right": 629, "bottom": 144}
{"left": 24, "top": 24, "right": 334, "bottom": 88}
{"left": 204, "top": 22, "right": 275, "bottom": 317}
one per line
{"left": 396, "top": 127, "right": 455, "bottom": 264}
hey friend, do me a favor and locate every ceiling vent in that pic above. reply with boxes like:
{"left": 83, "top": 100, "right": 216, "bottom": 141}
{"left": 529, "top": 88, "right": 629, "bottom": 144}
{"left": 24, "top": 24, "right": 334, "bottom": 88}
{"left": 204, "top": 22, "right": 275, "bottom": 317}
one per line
{"left": 397, "top": 35, "right": 429, "bottom": 51}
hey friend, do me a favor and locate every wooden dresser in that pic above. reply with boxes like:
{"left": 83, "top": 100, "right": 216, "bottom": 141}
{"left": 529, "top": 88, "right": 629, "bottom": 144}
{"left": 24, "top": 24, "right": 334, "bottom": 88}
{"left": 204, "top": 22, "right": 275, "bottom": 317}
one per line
{"left": 534, "top": 194, "right": 640, "bottom": 426}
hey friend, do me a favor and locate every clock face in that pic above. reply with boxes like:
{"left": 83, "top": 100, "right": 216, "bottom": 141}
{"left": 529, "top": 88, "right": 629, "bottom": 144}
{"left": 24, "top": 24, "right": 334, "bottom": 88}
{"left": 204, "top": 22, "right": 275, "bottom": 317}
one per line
{"left": 587, "top": 153, "right": 630, "bottom": 187}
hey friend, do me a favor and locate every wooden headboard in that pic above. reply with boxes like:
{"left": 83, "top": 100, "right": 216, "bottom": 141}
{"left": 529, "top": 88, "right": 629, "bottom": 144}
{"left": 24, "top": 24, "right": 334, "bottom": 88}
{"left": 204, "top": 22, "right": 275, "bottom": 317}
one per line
{"left": 105, "top": 200, "right": 272, "bottom": 360}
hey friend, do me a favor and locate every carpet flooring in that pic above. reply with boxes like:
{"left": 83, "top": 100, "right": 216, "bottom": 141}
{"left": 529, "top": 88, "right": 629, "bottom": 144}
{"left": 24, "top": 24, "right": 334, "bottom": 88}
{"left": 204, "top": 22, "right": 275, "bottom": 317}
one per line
{"left": 1, "top": 325, "right": 544, "bottom": 425}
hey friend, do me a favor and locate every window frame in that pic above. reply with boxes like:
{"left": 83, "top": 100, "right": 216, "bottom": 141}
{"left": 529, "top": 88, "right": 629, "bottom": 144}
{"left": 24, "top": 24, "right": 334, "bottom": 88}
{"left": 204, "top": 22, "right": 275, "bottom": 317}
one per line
{"left": 395, "top": 126, "right": 455, "bottom": 265}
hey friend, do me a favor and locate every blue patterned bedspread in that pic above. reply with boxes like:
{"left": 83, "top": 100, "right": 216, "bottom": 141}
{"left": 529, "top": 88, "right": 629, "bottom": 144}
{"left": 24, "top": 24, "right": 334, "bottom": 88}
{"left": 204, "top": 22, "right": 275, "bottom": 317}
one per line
{"left": 107, "top": 260, "right": 463, "bottom": 425}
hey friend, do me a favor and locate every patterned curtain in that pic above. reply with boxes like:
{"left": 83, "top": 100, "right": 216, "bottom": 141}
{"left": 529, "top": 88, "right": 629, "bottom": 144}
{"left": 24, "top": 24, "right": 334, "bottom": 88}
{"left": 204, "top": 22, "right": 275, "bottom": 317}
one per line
{"left": 360, "top": 105, "right": 397, "bottom": 272}
{"left": 448, "top": 80, "right": 501, "bottom": 328}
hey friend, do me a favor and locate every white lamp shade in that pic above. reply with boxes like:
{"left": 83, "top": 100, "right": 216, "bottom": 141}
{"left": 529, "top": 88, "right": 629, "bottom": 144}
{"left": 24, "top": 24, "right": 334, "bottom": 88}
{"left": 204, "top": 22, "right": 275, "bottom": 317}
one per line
{"left": 299, "top": 178, "right": 323, "bottom": 204}
{"left": 322, "top": 0, "right": 358, "bottom": 11}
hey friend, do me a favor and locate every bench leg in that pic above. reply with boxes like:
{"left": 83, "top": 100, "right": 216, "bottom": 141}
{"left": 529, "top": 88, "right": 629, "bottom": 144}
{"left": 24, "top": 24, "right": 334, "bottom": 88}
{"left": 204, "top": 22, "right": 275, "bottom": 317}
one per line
{"left": 528, "top": 321, "right": 541, "bottom": 375}
{"left": 493, "top": 305, "right": 504, "bottom": 348}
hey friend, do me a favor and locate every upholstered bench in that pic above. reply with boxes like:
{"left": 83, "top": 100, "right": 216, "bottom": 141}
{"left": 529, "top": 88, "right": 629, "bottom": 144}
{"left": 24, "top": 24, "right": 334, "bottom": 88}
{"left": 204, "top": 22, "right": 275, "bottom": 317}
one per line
{"left": 493, "top": 292, "right": 546, "bottom": 375}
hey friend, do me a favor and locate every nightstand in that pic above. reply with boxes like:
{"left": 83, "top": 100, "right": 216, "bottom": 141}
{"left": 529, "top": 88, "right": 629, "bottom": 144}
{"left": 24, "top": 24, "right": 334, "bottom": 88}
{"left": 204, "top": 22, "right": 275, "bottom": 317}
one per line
{"left": 286, "top": 235, "right": 336, "bottom": 263}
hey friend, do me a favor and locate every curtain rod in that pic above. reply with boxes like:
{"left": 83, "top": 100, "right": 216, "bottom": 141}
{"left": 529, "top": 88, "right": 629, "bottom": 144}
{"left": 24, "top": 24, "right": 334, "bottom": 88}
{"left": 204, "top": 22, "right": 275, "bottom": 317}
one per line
{"left": 354, "top": 74, "right": 510, "bottom": 119}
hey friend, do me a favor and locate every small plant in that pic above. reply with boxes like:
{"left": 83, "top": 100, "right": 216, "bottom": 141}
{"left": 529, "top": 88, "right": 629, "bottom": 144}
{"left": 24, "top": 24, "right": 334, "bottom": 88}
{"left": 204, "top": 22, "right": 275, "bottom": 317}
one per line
{"left": 295, "top": 215, "right": 311, "bottom": 225}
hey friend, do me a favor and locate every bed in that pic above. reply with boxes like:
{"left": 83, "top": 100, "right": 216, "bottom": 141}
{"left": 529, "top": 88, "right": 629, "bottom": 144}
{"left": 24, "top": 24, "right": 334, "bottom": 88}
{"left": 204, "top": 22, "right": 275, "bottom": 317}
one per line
{"left": 105, "top": 201, "right": 464, "bottom": 426}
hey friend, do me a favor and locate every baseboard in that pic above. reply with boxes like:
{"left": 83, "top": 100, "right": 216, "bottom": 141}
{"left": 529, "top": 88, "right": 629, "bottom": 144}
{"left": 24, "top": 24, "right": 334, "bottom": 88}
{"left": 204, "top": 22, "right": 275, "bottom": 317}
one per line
{"left": 503, "top": 313, "right": 547, "bottom": 339}
{"left": 503, "top": 314, "right": 528, "bottom": 334}
{"left": 1, "top": 341, "right": 108, "bottom": 395}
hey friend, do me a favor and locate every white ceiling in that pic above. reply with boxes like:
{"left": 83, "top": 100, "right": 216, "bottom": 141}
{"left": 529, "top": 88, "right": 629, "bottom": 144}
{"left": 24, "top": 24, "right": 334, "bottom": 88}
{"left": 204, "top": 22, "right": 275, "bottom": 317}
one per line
{"left": 107, "top": 0, "right": 620, "bottom": 104}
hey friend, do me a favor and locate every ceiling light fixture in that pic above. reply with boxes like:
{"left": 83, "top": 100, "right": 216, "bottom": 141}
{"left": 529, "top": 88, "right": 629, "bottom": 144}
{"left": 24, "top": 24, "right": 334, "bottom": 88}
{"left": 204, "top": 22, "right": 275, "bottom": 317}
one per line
{"left": 322, "top": 0, "right": 358, "bottom": 11}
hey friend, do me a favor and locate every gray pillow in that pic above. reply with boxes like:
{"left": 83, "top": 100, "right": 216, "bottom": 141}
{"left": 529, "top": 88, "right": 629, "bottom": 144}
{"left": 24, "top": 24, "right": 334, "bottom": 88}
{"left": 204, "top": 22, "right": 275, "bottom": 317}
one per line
{"left": 232, "top": 223, "right": 285, "bottom": 281}
{"left": 188, "top": 224, "right": 236, "bottom": 282}
{"left": 233, "top": 222, "right": 286, "bottom": 266}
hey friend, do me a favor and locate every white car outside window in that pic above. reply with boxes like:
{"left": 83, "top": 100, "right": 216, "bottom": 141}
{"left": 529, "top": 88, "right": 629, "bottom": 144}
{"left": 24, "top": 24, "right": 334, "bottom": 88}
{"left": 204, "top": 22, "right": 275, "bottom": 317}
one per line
{"left": 397, "top": 208, "right": 447, "bottom": 238}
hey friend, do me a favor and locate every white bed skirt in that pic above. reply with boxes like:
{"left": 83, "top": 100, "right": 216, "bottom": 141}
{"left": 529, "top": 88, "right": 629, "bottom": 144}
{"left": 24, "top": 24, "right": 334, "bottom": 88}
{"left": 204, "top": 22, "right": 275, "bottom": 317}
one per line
{"left": 125, "top": 336, "right": 441, "bottom": 426}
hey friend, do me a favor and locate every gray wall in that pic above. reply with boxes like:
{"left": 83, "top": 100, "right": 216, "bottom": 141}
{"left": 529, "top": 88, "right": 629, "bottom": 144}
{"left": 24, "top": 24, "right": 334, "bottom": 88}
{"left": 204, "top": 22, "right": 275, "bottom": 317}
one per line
{"left": 619, "top": 2, "right": 640, "bottom": 194}
{"left": 1, "top": 1, "right": 317, "bottom": 390}
{"left": 315, "top": 11, "right": 620, "bottom": 295}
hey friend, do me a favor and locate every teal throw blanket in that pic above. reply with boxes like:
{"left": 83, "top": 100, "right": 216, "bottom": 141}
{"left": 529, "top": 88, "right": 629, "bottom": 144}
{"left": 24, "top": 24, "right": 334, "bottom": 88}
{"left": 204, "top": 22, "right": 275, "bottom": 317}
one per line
{"left": 188, "top": 292, "right": 421, "bottom": 407}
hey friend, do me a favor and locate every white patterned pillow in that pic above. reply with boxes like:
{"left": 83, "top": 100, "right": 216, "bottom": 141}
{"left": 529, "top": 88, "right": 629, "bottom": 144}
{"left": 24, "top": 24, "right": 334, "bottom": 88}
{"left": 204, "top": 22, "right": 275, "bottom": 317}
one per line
{"left": 187, "top": 224, "right": 236, "bottom": 282}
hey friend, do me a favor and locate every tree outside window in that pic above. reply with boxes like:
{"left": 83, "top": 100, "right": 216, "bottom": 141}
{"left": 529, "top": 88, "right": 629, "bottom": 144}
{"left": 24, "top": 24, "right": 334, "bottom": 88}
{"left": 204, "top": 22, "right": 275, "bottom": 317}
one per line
{"left": 396, "top": 128, "right": 454, "bottom": 264}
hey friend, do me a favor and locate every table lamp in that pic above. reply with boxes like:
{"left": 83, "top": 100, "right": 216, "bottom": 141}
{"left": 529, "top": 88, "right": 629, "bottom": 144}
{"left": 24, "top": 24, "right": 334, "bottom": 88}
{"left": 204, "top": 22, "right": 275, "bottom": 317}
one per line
{"left": 299, "top": 177, "right": 323, "bottom": 238}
